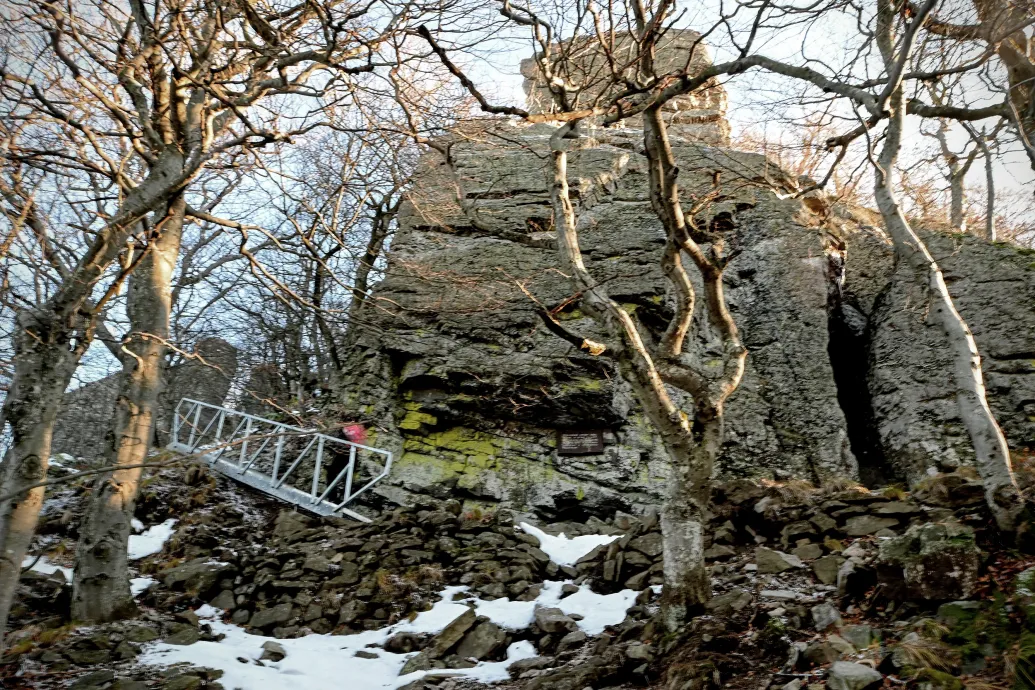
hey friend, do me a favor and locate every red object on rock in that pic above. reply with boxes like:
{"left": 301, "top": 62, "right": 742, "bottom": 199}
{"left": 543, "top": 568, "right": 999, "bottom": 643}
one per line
{"left": 340, "top": 424, "right": 366, "bottom": 444}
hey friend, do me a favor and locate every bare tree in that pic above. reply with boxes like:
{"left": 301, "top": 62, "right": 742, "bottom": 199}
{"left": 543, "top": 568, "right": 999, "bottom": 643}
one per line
{"left": 418, "top": 0, "right": 1030, "bottom": 624}
{"left": 422, "top": 2, "right": 761, "bottom": 628}
{"left": 0, "top": 0, "right": 424, "bottom": 634}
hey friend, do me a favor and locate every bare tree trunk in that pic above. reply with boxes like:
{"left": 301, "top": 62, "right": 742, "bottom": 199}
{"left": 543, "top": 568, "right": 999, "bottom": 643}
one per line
{"left": 72, "top": 196, "right": 185, "bottom": 622}
{"left": 948, "top": 173, "right": 965, "bottom": 232}
{"left": 983, "top": 148, "right": 995, "bottom": 241}
{"left": 658, "top": 417, "right": 716, "bottom": 629}
{"left": 875, "top": 82, "right": 1022, "bottom": 530}
{"left": 346, "top": 200, "right": 394, "bottom": 323}
{"left": 0, "top": 314, "right": 86, "bottom": 648}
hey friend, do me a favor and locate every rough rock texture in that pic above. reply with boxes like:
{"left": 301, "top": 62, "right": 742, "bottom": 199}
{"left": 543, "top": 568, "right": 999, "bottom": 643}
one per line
{"left": 335, "top": 43, "right": 1035, "bottom": 513}
{"left": 9, "top": 462, "right": 1030, "bottom": 689}
{"left": 521, "top": 30, "right": 729, "bottom": 145}
{"left": 336, "top": 115, "right": 867, "bottom": 513}
{"left": 52, "top": 338, "right": 238, "bottom": 460}
{"left": 843, "top": 229, "right": 1035, "bottom": 482}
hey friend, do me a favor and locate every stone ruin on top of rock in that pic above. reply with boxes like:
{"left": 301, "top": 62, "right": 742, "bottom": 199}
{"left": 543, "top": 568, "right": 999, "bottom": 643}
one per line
{"left": 519, "top": 31, "right": 730, "bottom": 146}
{"left": 51, "top": 338, "right": 239, "bottom": 462}
{"left": 336, "top": 31, "right": 1035, "bottom": 517}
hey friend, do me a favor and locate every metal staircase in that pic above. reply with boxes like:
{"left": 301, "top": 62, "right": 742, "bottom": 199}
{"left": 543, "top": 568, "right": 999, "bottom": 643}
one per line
{"left": 167, "top": 398, "right": 391, "bottom": 522}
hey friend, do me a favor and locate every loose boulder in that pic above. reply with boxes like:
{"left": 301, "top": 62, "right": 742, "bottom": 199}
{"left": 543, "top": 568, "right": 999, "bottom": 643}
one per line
{"left": 877, "top": 521, "right": 979, "bottom": 600}
{"left": 827, "top": 661, "right": 883, "bottom": 690}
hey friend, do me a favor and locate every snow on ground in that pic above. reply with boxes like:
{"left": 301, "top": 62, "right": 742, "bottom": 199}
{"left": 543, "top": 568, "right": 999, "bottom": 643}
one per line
{"left": 468, "top": 580, "right": 639, "bottom": 636}
{"left": 20, "top": 555, "right": 73, "bottom": 581}
{"left": 22, "top": 559, "right": 158, "bottom": 598}
{"left": 518, "top": 522, "right": 619, "bottom": 567}
{"left": 131, "top": 576, "right": 157, "bottom": 597}
{"left": 128, "top": 519, "right": 178, "bottom": 560}
{"left": 141, "top": 580, "right": 639, "bottom": 689}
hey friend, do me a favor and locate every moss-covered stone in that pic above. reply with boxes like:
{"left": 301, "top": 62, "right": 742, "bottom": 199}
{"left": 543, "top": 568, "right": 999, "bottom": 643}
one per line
{"left": 877, "top": 520, "right": 979, "bottom": 600}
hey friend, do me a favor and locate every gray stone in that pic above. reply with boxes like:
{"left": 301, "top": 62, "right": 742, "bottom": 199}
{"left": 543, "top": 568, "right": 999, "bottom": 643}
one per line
{"left": 162, "top": 558, "right": 235, "bottom": 597}
{"left": 456, "top": 621, "right": 507, "bottom": 660}
{"left": 426, "top": 608, "right": 477, "bottom": 658}
{"left": 249, "top": 603, "right": 294, "bottom": 630}
{"left": 112, "top": 681, "right": 148, "bottom": 690}
{"left": 827, "top": 634, "right": 856, "bottom": 656}
{"left": 936, "top": 600, "right": 982, "bottom": 623}
{"left": 338, "top": 599, "right": 366, "bottom": 625}
{"left": 163, "top": 628, "right": 200, "bottom": 646}
{"left": 793, "top": 543, "right": 824, "bottom": 561}
{"left": 877, "top": 521, "right": 980, "bottom": 600}
{"left": 534, "top": 607, "right": 578, "bottom": 634}
{"left": 261, "top": 641, "right": 287, "bottom": 662}
{"left": 624, "top": 642, "right": 653, "bottom": 661}
{"left": 628, "top": 533, "right": 663, "bottom": 558}
{"left": 399, "top": 652, "right": 433, "bottom": 675}
{"left": 125, "top": 626, "right": 159, "bottom": 643}
{"left": 826, "top": 661, "right": 883, "bottom": 690}
{"left": 210, "top": 589, "right": 236, "bottom": 610}
{"left": 756, "top": 547, "right": 804, "bottom": 573}
{"left": 557, "top": 630, "right": 587, "bottom": 652}
{"left": 813, "top": 555, "right": 845, "bottom": 585}
{"left": 508, "top": 656, "right": 553, "bottom": 676}
{"left": 804, "top": 641, "right": 842, "bottom": 665}
{"left": 811, "top": 602, "right": 842, "bottom": 631}
{"left": 855, "top": 229, "right": 1035, "bottom": 484}
{"left": 71, "top": 670, "right": 115, "bottom": 689}
{"left": 704, "top": 544, "right": 737, "bottom": 560}
{"left": 840, "top": 624, "right": 878, "bottom": 650}
{"left": 705, "top": 589, "right": 753, "bottom": 615}
{"left": 164, "top": 674, "right": 202, "bottom": 690}
{"left": 843, "top": 515, "right": 899, "bottom": 536}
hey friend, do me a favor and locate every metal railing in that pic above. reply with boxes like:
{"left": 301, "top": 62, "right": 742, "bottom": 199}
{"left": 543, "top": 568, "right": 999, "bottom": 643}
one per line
{"left": 168, "top": 398, "right": 391, "bottom": 522}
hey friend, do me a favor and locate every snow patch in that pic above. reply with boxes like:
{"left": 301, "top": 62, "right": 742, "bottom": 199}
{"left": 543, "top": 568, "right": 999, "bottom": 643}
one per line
{"left": 128, "top": 519, "right": 178, "bottom": 560}
{"left": 467, "top": 581, "right": 637, "bottom": 636}
{"left": 131, "top": 576, "right": 157, "bottom": 597}
{"left": 141, "top": 580, "right": 640, "bottom": 689}
{"left": 143, "top": 592, "right": 532, "bottom": 690}
{"left": 131, "top": 518, "right": 145, "bottom": 532}
{"left": 20, "top": 555, "right": 73, "bottom": 581}
{"left": 518, "top": 522, "right": 619, "bottom": 566}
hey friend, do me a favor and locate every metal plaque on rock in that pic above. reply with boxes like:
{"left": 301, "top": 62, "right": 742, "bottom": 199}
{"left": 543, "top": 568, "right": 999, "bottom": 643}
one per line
{"left": 556, "top": 429, "right": 604, "bottom": 455}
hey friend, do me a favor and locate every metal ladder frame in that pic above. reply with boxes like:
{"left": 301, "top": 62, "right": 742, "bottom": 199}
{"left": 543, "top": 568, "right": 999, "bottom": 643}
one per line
{"left": 168, "top": 398, "right": 391, "bottom": 522}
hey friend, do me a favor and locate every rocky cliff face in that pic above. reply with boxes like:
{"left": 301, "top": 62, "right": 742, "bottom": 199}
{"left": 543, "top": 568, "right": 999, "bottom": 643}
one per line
{"left": 336, "top": 50, "right": 1035, "bottom": 516}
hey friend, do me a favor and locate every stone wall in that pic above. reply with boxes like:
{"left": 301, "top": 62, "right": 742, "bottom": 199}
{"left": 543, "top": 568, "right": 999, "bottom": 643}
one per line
{"left": 52, "top": 338, "right": 239, "bottom": 460}
{"left": 520, "top": 30, "right": 729, "bottom": 145}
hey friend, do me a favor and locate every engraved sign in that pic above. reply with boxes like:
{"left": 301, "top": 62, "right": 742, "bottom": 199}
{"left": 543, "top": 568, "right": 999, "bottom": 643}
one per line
{"left": 556, "top": 429, "right": 604, "bottom": 455}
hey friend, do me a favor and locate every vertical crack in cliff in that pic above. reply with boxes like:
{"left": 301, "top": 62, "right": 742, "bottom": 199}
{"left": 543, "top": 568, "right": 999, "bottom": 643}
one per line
{"left": 826, "top": 251, "right": 896, "bottom": 487}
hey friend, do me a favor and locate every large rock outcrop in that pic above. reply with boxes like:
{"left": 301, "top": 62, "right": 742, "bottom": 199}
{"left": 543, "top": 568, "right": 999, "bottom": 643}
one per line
{"left": 335, "top": 38, "right": 1035, "bottom": 515}
{"left": 843, "top": 229, "right": 1035, "bottom": 482}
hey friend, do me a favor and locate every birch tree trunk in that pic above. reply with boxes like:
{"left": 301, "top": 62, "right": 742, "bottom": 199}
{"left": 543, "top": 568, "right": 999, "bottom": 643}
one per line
{"left": 544, "top": 112, "right": 744, "bottom": 629}
{"left": 873, "top": 9, "right": 1023, "bottom": 529}
{"left": 948, "top": 174, "right": 965, "bottom": 232}
{"left": 72, "top": 196, "right": 185, "bottom": 622}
